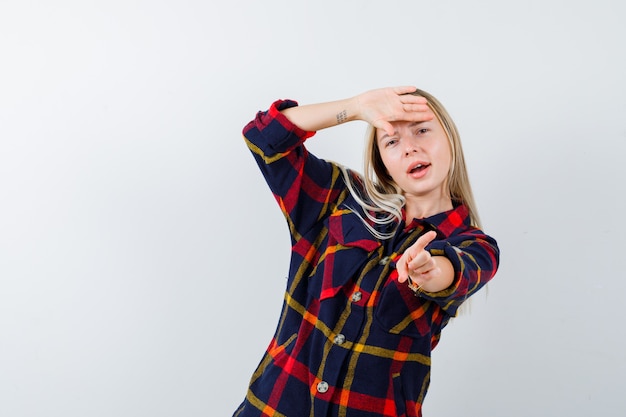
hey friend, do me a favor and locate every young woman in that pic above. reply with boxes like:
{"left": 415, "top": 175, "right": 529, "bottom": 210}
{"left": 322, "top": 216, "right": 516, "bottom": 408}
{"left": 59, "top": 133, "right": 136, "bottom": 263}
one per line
{"left": 234, "top": 86, "right": 500, "bottom": 417}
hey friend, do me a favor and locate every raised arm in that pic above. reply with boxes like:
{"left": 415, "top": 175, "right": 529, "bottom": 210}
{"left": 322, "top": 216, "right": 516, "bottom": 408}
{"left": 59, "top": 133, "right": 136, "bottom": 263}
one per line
{"left": 280, "top": 86, "right": 433, "bottom": 135}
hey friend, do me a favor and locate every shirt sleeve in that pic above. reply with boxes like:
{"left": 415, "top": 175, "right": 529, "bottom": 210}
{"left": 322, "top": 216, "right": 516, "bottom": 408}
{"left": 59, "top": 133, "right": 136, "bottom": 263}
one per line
{"left": 242, "top": 99, "right": 347, "bottom": 241}
{"left": 242, "top": 99, "right": 315, "bottom": 157}
{"left": 421, "top": 229, "right": 500, "bottom": 316}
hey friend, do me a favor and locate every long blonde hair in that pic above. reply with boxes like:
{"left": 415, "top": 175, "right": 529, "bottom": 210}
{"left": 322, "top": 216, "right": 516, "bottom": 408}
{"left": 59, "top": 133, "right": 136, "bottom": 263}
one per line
{"left": 341, "top": 88, "right": 481, "bottom": 238}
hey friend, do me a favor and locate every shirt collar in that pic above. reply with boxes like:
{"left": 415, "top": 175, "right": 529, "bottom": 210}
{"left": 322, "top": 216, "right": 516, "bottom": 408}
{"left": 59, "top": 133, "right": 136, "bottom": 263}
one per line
{"left": 403, "top": 203, "right": 471, "bottom": 238}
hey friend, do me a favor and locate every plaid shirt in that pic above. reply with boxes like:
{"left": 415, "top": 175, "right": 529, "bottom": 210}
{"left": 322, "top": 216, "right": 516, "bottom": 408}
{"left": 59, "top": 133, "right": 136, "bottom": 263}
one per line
{"left": 234, "top": 100, "right": 500, "bottom": 417}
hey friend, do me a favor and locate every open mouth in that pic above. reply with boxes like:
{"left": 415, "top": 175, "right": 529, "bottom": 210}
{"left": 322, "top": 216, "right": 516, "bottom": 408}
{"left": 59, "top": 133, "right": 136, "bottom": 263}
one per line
{"left": 409, "top": 163, "right": 430, "bottom": 174}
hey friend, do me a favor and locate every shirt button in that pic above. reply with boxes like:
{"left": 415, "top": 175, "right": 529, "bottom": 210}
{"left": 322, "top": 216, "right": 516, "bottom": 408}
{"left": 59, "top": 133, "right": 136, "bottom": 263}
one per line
{"left": 379, "top": 256, "right": 390, "bottom": 265}
{"left": 317, "top": 381, "right": 329, "bottom": 393}
{"left": 333, "top": 334, "right": 346, "bottom": 345}
{"left": 351, "top": 291, "right": 362, "bottom": 302}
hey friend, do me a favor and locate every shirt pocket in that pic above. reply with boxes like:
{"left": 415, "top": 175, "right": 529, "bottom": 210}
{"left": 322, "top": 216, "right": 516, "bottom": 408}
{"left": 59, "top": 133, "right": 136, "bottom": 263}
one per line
{"left": 374, "top": 278, "right": 432, "bottom": 338}
{"left": 392, "top": 372, "right": 408, "bottom": 417}
{"left": 307, "top": 207, "right": 380, "bottom": 300}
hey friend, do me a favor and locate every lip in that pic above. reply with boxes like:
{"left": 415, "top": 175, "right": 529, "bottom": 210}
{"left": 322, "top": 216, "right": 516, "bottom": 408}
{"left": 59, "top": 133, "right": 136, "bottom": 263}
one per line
{"left": 407, "top": 161, "right": 431, "bottom": 179}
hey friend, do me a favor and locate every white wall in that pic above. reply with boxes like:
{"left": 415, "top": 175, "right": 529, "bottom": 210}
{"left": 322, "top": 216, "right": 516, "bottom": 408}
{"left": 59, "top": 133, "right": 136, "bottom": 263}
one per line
{"left": 1, "top": 1, "right": 625, "bottom": 416}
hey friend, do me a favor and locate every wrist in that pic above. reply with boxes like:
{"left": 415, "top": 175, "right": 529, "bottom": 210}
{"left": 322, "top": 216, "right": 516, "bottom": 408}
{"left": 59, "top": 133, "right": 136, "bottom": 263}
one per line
{"left": 334, "top": 96, "right": 361, "bottom": 125}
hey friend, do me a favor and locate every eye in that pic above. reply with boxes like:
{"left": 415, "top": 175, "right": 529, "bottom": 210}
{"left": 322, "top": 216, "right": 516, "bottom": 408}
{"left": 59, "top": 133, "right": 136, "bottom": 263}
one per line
{"left": 383, "top": 137, "right": 398, "bottom": 148}
{"left": 415, "top": 128, "right": 429, "bottom": 135}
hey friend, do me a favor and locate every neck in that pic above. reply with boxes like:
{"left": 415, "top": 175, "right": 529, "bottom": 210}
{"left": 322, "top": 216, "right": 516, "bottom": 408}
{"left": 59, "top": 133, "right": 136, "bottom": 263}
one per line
{"left": 404, "top": 194, "right": 453, "bottom": 221}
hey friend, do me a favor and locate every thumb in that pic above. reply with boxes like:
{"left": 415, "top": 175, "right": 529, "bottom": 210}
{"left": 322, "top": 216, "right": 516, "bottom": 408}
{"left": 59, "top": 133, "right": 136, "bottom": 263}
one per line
{"left": 374, "top": 119, "right": 394, "bottom": 137}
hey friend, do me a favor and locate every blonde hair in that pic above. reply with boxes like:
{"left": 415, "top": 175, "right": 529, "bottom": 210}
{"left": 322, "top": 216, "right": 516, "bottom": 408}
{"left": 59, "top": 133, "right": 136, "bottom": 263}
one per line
{"left": 341, "top": 88, "right": 481, "bottom": 239}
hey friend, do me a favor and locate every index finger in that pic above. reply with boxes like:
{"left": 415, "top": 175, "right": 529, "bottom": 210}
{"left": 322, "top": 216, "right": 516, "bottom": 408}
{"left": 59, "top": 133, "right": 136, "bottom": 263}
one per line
{"left": 396, "top": 230, "right": 437, "bottom": 282}
{"left": 412, "top": 230, "right": 437, "bottom": 253}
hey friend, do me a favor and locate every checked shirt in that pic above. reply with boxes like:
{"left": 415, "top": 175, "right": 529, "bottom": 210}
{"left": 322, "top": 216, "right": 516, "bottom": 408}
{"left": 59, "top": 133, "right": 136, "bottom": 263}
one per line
{"left": 233, "top": 100, "right": 500, "bottom": 417}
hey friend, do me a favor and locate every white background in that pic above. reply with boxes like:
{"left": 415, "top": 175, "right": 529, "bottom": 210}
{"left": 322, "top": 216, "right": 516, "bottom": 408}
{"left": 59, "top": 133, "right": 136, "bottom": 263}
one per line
{"left": 1, "top": 1, "right": 625, "bottom": 416}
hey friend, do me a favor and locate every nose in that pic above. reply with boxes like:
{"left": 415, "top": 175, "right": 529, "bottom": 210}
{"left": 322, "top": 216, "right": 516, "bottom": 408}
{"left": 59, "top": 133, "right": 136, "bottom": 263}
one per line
{"left": 404, "top": 143, "right": 419, "bottom": 157}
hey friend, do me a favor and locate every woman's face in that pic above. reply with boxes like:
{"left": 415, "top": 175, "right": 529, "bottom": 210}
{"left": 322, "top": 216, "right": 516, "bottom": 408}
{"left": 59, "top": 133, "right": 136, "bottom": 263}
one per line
{"left": 376, "top": 114, "right": 452, "bottom": 204}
